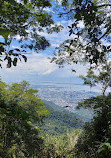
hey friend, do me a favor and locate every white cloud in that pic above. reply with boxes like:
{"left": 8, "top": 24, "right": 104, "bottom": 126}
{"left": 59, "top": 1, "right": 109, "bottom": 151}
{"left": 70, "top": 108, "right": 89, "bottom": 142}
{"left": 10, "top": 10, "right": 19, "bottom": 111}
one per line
{"left": 1, "top": 53, "right": 58, "bottom": 76}
{"left": 14, "top": 35, "right": 21, "bottom": 40}
{"left": 12, "top": 45, "right": 20, "bottom": 49}
{"left": 57, "top": 0, "right": 62, "bottom": 5}
{"left": 16, "top": 0, "right": 23, "bottom": 4}
{"left": 77, "top": 21, "right": 84, "bottom": 28}
{"left": 44, "top": 7, "right": 55, "bottom": 13}
{"left": 27, "top": 54, "right": 58, "bottom": 75}
{"left": 51, "top": 43, "right": 60, "bottom": 47}
{"left": 1, "top": 51, "right": 88, "bottom": 81}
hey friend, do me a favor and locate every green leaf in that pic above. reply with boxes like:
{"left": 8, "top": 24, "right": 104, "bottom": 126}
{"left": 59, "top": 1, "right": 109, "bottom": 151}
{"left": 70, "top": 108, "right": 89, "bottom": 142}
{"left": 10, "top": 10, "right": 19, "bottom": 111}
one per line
{"left": 0, "top": 28, "right": 10, "bottom": 44}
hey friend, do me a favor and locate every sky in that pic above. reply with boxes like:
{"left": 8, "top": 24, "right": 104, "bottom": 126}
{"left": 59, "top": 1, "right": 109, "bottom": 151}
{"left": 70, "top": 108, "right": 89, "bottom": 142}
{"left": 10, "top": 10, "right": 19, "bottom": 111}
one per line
{"left": 0, "top": 51, "right": 88, "bottom": 84}
{"left": 0, "top": 1, "right": 88, "bottom": 85}
{"left": 1, "top": 0, "right": 110, "bottom": 95}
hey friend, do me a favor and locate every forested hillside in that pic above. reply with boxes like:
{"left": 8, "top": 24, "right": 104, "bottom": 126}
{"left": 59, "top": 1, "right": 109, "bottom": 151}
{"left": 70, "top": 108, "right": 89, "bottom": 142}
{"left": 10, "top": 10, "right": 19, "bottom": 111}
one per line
{"left": 41, "top": 100, "right": 84, "bottom": 135}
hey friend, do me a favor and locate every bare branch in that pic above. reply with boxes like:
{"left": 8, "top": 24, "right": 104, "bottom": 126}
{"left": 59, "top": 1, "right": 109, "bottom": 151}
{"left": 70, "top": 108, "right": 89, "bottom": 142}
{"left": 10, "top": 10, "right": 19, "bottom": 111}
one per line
{"left": 58, "top": 9, "right": 75, "bottom": 16}
{"left": 97, "top": 4, "right": 111, "bottom": 8}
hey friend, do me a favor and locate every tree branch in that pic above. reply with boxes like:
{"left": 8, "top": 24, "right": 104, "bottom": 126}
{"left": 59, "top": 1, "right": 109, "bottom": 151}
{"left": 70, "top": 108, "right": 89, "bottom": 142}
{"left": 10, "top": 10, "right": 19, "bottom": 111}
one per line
{"left": 58, "top": 9, "right": 75, "bottom": 16}
{"left": 98, "top": 26, "right": 111, "bottom": 41}
{"left": 58, "top": 3, "right": 111, "bottom": 16}
{"left": 97, "top": 4, "right": 111, "bottom": 8}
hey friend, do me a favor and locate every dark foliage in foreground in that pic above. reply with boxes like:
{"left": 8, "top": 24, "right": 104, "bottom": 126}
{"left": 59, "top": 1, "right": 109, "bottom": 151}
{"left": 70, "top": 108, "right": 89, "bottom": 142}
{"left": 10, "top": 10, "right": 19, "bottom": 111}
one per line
{"left": 0, "top": 81, "right": 49, "bottom": 157}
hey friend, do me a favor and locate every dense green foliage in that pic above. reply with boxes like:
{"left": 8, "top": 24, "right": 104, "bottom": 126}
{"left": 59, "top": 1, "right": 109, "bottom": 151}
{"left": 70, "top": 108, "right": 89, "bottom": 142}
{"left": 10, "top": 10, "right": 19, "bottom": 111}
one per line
{"left": 0, "top": 0, "right": 62, "bottom": 67}
{"left": 0, "top": 81, "right": 49, "bottom": 158}
{"left": 41, "top": 100, "right": 83, "bottom": 135}
{"left": 1, "top": 0, "right": 111, "bottom": 67}
{"left": 42, "top": 130, "right": 81, "bottom": 158}
{"left": 74, "top": 64, "right": 111, "bottom": 158}
{"left": 52, "top": 0, "right": 111, "bottom": 66}
{"left": 0, "top": 81, "right": 88, "bottom": 158}
{"left": 0, "top": 81, "right": 86, "bottom": 158}
{"left": 75, "top": 93, "right": 111, "bottom": 158}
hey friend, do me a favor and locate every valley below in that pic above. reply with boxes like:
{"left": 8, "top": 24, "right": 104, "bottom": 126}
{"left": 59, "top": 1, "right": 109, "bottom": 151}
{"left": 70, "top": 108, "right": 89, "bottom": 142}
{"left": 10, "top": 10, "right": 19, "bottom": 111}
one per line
{"left": 31, "top": 81, "right": 96, "bottom": 135}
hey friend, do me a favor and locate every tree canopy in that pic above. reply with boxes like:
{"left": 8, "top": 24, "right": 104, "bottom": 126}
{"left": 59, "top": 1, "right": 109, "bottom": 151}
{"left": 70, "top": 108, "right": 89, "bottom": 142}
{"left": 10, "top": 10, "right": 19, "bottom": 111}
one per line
{"left": 52, "top": 0, "right": 111, "bottom": 66}
{"left": 76, "top": 93, "right": 111, "bottom": 157}
{"left": 0, "top": 80, "right": 49, "bottom": 157}
{"left": 79, "top": 61, "right": 111, "bottom": 95}
{"left": 75, "top": 57, "right": 111, "bottom": 157}
{"left": 0, "top": 0, "right": 63, "bottom": 68}
{"left": 0, "top": 0, "right": 111, "bottom": 68}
